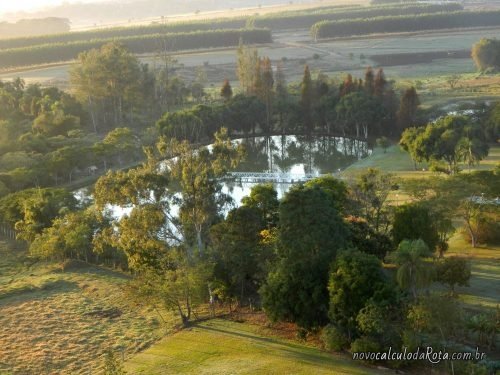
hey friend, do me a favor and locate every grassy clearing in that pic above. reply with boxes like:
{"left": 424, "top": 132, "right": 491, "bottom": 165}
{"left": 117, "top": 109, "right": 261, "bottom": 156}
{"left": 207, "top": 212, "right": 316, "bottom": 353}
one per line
{"left": 0, "top": 241, "right": 169, "bottom": 374}
{"left": 445, "top": 235, "right": 500, "bottom": 313}
{"left": 125, "top": 318, "right": 388, "bottom": 375}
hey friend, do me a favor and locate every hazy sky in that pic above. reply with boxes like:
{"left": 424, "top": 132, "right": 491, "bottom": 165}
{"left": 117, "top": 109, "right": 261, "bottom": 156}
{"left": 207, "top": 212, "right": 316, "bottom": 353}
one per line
{"left": 0, "top": 0, "right": 102, "bottom": 15}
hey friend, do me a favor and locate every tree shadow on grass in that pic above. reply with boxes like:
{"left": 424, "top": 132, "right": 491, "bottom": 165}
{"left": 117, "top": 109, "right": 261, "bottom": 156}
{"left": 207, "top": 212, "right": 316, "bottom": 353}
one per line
{"left": 0, "top": 279, "right": 79, "bottom": 305}
{"left": 192, "top": 321, "right": 351, "bottom": 369}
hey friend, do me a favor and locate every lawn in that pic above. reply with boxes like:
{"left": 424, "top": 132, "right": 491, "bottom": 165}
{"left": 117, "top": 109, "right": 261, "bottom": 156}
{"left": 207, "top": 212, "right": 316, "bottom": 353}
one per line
{"left": 125, "top": 318, "right": 389, "bottom": 375}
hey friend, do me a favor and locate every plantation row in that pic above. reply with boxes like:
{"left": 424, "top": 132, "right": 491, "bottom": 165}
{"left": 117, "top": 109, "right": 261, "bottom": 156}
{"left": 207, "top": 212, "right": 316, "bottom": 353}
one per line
{"left": 0, "top": 28, "right": 271, "bottom": 69}
{"left": 311, "top": 10, "right": 500, "bottom": 39}
{"left": 0, "top": 3, "right": 462, "bottom": 51}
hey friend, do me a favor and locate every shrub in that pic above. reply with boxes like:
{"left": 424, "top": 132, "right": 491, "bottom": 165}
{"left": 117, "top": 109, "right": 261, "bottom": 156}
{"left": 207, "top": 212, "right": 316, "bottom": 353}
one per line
{"left": 321, "top": 325, "right": 349, "bottom": 351}
{"left": 350, "top": 337, "right": 381, "bottom": 363}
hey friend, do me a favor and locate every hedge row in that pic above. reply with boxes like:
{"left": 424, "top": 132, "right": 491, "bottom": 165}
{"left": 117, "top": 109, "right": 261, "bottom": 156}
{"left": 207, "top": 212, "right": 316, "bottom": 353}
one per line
{"left": 311, "top": 10, "right": 500, "bottom": 39}
{"left": 0, "top": 3, "right": 462, "bottom": 50}
{"left": 255, "top": 2, "right": 462, "bottom": 31}
{"left": 0, "top": 28, "right": 272, "bottom": 69}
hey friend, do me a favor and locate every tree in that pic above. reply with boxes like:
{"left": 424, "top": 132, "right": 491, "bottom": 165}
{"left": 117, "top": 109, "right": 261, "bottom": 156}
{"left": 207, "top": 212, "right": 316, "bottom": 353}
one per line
{"left": 102, "top": 127, "right": 140, "bottom": 166}
{"left": 435, "top": 257, "right": 471, "bottom": 296}
{"left": 159, "top": 128, "right": 242, "bottom": 253}
{"left": 236, "top": 39, "right": 259, "bottom": 94}
{"left": 397, "top": 87, "right": 419, "bottom": 132}
{"left": 392, "top": 203, "right": 440, "bottom": 252}
{"left": 257, "top": 57, "right": 274, "bottom": 133}
{"left": 241, "top": 183, "right": 279, "bottom": 228}
{"left": 390, "top": 239, "right": 433, "bottom": 300}
{"left": 364, "top": 66, "right": 375, "bottom": 94}
{"left": 350, "top": 168, "right": 394, "bottom": 233}
{"left": 471, "top": 38, "right": 500, "bottom": 72}
{"left": 335, "top": 91, "right": 382, "bottom": 139}
{"left": 399, "top": 126, "right": 424, "bottom": 170}
{"left": 260, "top": 184, "right": 349, "bottom": 329}
{"left": 157, "top": 110, "right": 203, "bottom": 143}
{"left": 70, "top": 42, "right": 142, "bottom": 131}
{"left": 376, "top": 136, "right": 390, "bottom": 153}
{"left": 345, "top": 216, "right": 393, "bottom": 260}
{"left": 0, "top": 188, "right": 78, "bottom": 243}
{"left": 300, "top": 65, "right": 314, "bottom": 134}
{"left": 328, "top": 250, "right": 388, "bottom": 340}
{"left": 220, "top": 79, "right": 233, "bottom": 102}
{"left": 129, "top": 251, "right": 211, "bottom": 326}
{"left": 209, "top": 205, "right": 267, "bottom": 303}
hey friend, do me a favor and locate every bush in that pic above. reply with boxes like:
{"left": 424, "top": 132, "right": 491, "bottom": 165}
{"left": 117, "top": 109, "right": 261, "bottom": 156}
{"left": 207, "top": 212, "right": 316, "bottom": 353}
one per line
{"left": 321, "top": 325, "right": 349, "bottom": 351}
{"left": 350, "top": 337, "right": 381, "bottom": 363}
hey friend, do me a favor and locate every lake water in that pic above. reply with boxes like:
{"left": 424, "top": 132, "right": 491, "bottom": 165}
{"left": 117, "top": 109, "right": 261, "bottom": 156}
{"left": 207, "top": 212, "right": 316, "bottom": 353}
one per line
{"left": 76, "top": 135, "right": 371, "bottom": 216}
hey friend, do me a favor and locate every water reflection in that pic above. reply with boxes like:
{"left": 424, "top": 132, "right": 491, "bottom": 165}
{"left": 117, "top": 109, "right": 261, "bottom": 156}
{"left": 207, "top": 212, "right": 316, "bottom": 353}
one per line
{"left": 226, "top": 135, "right": 371, "bottom": 202}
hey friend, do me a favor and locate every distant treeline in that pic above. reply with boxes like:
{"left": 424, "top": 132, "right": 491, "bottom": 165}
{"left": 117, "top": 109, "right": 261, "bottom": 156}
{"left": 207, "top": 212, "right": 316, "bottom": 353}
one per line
{"left": 0, "top": 3, "right": 461, "bottom": 51}
{"left": 0, "top": 28, "right": 271, "bottom": 69}
{"left": 311, "top": 10, "right": 500, "bottom": 39}
{"left": 0, "top": 18, "right": 70, "bottom": 39}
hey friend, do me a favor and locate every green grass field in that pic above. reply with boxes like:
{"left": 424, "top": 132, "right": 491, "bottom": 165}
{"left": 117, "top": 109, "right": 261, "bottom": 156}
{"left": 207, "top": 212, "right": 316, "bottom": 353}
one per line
{"left": 125, "top": 319, "right": 388, "bottom": 375}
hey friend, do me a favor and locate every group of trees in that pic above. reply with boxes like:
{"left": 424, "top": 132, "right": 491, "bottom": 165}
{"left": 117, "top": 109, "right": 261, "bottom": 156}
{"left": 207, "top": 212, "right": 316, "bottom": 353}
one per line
{"left": 0, "top": 28, "right": 272, "bottom": 69}
{"left": 158, "top": 52, "right": 420, "bottom": 144}
{"left": 400, "top": 114, "right": 491, "bottom": 174}
{"left": 311, "top": 10, "right": 500, "bottom": 40}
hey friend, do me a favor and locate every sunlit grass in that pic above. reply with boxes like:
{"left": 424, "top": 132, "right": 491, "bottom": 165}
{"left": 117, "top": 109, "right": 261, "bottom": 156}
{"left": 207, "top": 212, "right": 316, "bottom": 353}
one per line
{"left": 125, "top": 319, "right": 386, "bottom": 375}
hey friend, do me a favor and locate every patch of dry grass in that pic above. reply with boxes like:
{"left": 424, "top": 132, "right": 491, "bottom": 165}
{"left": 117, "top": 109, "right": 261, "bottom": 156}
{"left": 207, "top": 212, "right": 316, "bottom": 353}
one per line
{"left": 0, "top": 242, "right": 169, "bottom": 374}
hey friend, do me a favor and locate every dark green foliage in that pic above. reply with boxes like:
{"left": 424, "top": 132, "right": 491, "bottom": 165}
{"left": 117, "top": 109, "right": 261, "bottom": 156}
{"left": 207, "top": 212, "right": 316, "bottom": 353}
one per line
{"left": 392, "top": 204, "right": 439, "bottom": 251}
{"left": 321, "top": 324, "right": 349, "bottom": 351}
{"left": 241, "top": 183, "right": 279, "bottom": 228}
{"left": 209, "top": 206, "right": 268, "bottom": 302}
{"left": 472, "top": 38, "right": 500, "bottom": 72}
{"left": 346, "top": 216, "right": 393, "bottom": 259}
{"left": 0, "top": 28, "right": 272, "bottom": 69}
{"left": 328, "top": 250, "right": 388, "bottom": 339}
{"left": 400, "top": 115, "right": 489, "bottom": 173}
{"left": 260, "top": 184, "right": 349, "bottom": 329}
{"left": 350, "top": 337, "right": 381, "bottom": 363}
{"left": 312, "top": 10, "right": 500, "bottom": 39}
{"left": 435, "top": 257, "right": 471, "bottom": 295}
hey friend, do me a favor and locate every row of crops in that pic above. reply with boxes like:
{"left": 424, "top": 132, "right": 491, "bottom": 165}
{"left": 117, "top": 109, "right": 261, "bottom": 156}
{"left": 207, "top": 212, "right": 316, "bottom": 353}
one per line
{"left": 0, "top": 29, "right": 271, "bottom": 69}
{"left": 311, "top": 10, "right": 500, "bottom": 40}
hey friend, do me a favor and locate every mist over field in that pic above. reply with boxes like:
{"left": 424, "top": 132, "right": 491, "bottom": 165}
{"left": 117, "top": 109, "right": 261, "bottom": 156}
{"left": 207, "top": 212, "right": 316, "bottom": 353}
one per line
{"left": 3, "top": 0, "right": 320, "bottom": 26}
